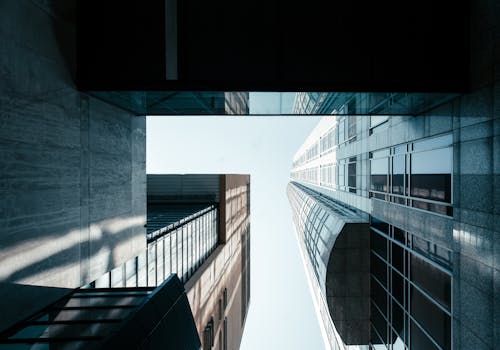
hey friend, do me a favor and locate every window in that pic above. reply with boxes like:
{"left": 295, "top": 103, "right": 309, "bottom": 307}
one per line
{"left": 218, "top": 298, "right": 222, "bottom": 320}
{"left": 369, "top": 218, "right": 452, "bottom": 350}
{"left": 410, "top": 286, "right": 451, "bottom": 350}
{"left": 370, "top": 151, "right": 389, "bottom": 193}
{"left": 369, "top": 134, "right": 452, "bottom": 216}
{"left": 293, "top": 141, "right": 320, "bottom": 168}
{"left": 338, "top": 159, "right": 345, "bottom": 190}
{"left": 371, "top": 229, "right": 388, "bottom": 259}
{"left": 392, "top": 154, "right": 405, "bottom": 196}
{"left": 320, "top": 127, "right": 336, "bottom": 154}
{"left": 410, "top": 254, "right": 451, "bottom": 310}
{"left": 410, "top": 320, "right": 440, "bottom": 350}
{"left": 410, "top": 147, "right": 452, "bottom": 203}
{"left": 338, "top": 118, "right": 345, "bottom": 144}
{"left": 348, "top": 157, "right": 357, "bottom": 193}
{"left": 347, "top": 116, "right": 356, "bottom": 141}
{"left": 290, "top": 166, "right": 318, "bottom": 185}
{"left": 223, "top": 288, "right": 228, "bottom": 309}
{"left": 320, "top": 164, "right": 337, "bottom": 189}
{"left": 203, "top": 318, "right": 214, "bottom": 350}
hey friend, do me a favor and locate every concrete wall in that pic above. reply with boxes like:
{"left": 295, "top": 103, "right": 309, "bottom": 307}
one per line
{"left": 0, "top": 0, "right": 146, "bottom": 331}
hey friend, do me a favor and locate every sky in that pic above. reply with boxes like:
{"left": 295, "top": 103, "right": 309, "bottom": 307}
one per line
{"left": 146, "top": 93, "right": 326, "bottom": 350}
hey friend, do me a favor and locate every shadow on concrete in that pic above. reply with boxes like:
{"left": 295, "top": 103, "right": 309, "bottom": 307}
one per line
{"left": 0, "top": 217, "right": 144, "bottom": 333}
{"left": 2, "top": 218, "right": 144, "bottom": 285}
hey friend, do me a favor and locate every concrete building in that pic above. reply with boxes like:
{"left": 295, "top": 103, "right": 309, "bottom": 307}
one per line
{"left": 0, "top": 0, "right": 147, "bottom": 334}
{"left": 0, "top": 2, "right": 250, "bottom": 346}
{"left": 0, "top": 174, "right": 250, "bottom": 349}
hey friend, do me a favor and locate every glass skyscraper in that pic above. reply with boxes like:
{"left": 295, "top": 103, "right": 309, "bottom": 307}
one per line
{"left": 289, "top": 108, "right": 498, "bottom": 350}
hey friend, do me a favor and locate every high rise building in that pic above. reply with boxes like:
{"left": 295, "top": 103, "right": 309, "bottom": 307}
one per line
{"left": 0, "top": 174, "right": 250, "bottom": 349}
{"left": 288, "top": 108, "right": 499, "bottom": 350}
{"left": 145, "top": 174, "right": 251, "bottom": 350}
{"left": 1, "top": 0, "right": 497, "bottom": 349}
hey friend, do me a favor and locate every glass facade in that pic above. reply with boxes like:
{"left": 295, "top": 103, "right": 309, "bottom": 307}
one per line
{"left": 289, "top": 178, "right": 454, "bottom": 350}
{"left": 288, "top": 182, "right": 365, "bottom": 283}
{"left": 287, "top": 182, "right": 369, "bottom": 350}
{"left": 84, "top": 87, "right": 459, "bottom": 117}
{"left": 369, "top": 218, "right": 452, "bottom": 350}
{"left": 290, "top": 121, "right": 456, "bottom": 349}
{"left": 369, "top": 134, "right": 453, "bottom": 216}
{"left": 292, "top": 92, "right": 458, "bottom": 116}
{"left": 292, "top": 121, "right": 452, "bottom": 217}
{"left": 291, "top": 167, "right": 318, "bottom": 185}
{"left": 88, "top": 91, "right": 250, "bottom": 116}
{"left": 292, "top": 142, "right": 319, "bottom": 169}
{"left": 93, "top": 206, "right": 218, "bottom": 288}
{"left": 287, "top": 103, "right": 500, "bottom": 350}
{"left": 293, "top": 156, "right": 358, "bottom": 195}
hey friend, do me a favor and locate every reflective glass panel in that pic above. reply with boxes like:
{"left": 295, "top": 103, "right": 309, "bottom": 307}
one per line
{"left": 391, "top": 299, "right": 405, "bottom": 342}
{"left": 157, "top": 239, "right": 164, "bottom": 283}
{"left": 111, "top": 266, "right": 123, "bottom": 288}
{"left": 371, "top": 302, "right": 387, "bottom": 344}
{"left": 372, "top": 253, "right": 387, "bottom": 286}
{"left": 392, "top": 242, "right": 405, "bottom": 275}
{"left": 413, "top": 134, "right": 452, "bottom": 152}
{"left": 411, "top": 147, "right": 452, "bottom": 203}
{"left": 410, "top": 254, "right": 451, "bottom": 310}
{"left": 348, "top": 161, "right": 356, "bottom": 190}
{"left": 410, "top": 320, "right": 440, "bottom": 350}
{"left": 371, "top": 325, "right": 386, "bottom": 347}
{"left": 392, "top": 155, "right": 405, "bottom": 195}
{"left": 371, "top": 158, "right": 388, "bottom": 192}
{"left": 371, "top": 230, "right": 388, "bottom": 259}
{"left": 410, "top": 286, "right": 451, "bottom": 350}
{"left": 137, "top": 253, "right": 147, "bottom": 287}
{"left": 371, "top": 276, "right": 388, "bottom": 317}
{"left": 371, "top": 218, "right": 389, "bottom": 235}
{"left": 164, "top": 235, "right": 171, "bottom": 275}
{"left": 171, "top": 230, "right": 178, "bottom": 275}
{"left": 391, "top": 268, "right": 404, "bottom": 306}
{"left": 147, "top": 245, "right": 156, "bottom": 286}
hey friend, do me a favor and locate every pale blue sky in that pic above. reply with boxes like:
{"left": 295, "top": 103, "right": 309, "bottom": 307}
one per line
{"left": 146, "top": 94, "right": 325, "bottom": 350}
